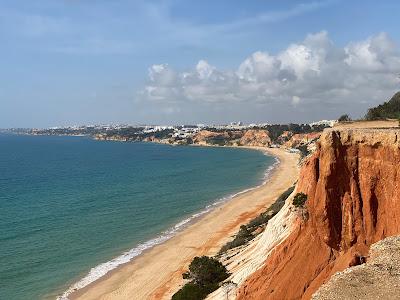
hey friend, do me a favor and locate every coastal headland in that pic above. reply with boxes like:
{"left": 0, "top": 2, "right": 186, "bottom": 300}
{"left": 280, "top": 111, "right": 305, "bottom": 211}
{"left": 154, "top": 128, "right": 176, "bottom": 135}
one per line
{"left": 68, "top": 147, "right": 300, "bottom": 300}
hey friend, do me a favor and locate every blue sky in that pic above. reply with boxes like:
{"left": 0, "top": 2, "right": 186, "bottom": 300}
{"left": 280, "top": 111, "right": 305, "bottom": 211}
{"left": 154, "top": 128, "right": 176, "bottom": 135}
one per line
{"left": 1, "top": 0, "right": 400, "bottom": 127}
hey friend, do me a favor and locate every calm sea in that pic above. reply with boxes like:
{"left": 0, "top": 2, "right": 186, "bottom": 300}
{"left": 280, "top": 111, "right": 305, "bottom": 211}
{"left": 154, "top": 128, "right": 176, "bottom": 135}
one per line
{"left": 0, "top": 134, "right": 274, "bottom": 300}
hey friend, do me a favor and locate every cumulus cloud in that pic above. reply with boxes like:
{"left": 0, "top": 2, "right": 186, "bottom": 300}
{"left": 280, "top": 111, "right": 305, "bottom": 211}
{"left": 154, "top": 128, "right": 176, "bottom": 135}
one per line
{"left": 141, "top": 31, "right": 400, "bottom": 119}
{"left": 344, "top": 32, "right": 400, "bottom": 72}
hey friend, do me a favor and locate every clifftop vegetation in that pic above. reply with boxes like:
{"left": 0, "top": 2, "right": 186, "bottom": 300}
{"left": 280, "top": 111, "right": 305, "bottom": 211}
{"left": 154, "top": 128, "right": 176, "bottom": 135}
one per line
{"left": 365, "top": 91, "right": 400, "bottom": 120}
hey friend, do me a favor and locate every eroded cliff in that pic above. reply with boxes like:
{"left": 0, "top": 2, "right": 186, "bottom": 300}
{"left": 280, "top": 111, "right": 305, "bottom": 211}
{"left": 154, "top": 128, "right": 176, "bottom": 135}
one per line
{"left": 312, "top": 235, "right": 400, "bottom": 300}
{"left": 237, "top": 128, "right": 400, "bottom": 300}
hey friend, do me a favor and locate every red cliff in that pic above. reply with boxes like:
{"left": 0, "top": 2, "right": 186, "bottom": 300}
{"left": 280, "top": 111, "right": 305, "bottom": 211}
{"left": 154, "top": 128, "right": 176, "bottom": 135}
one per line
{"left": 239, "top": 129, "right": 271, "bottom": 147}
{"left": 237, "top": 128, "right": 400, "bottom": 299}
{"left": 284, "top": 132, "right": 321, "bottom": 148}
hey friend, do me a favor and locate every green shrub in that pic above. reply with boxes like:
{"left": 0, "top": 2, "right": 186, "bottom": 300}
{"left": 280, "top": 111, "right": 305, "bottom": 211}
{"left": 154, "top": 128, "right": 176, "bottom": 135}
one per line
{"left": 273, "top": 185, "right": 296, "bottom": 206}
{"left": 171, "top": 282, "right": 217, "bottom": 300}
{"left": 208, "top": 136, "right": 227, "bottom": 146}
{"left": 293, "top": 192, "right": 307, "bottom": 208}
{"left": 246, "top": 212, "right": 269, "bottom": 229}
{"left": 297, "top": 144, "right": 310, "bottom": 158}
{"left": 364, "top": 91, "right": 400, "bottom": 120}
{"left": 237, "top": 225, "right": 252, "bottom": 239}
{"left": 245, "top": 186, "right": 295, "bottom": 231}
{"left": 338, "top": 114, "right": 351, "bottom": 122}
{"left": 172, "top": 256, "right": 229, "bottom": 300}
{"left": 188, "top": 256, "right": 229, "bottom": 284}
{"left": 219, "top": 186, "right": 295, "bottom": 254}
{"left": 219, "top": 225, "right": 253, "bottom": 253}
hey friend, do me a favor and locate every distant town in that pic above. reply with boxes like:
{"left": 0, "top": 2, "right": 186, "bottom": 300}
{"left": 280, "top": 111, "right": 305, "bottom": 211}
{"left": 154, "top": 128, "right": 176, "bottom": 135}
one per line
{"left": 1, "top": 120, "right": 338, "bottom": 157}
{"left": 2, "top": 120, "right": 337, "bottom": 138}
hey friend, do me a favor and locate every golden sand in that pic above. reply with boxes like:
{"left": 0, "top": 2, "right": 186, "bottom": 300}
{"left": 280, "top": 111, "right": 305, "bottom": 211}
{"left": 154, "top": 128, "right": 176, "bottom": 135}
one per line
{"left": 70, "top": 147, "right": 299, "bottom": 300}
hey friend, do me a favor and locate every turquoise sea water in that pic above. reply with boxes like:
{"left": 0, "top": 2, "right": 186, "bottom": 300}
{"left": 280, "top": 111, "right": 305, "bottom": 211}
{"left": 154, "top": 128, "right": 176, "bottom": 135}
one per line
{"left": 0, "top": 134, "right": 274, "bottom": 300}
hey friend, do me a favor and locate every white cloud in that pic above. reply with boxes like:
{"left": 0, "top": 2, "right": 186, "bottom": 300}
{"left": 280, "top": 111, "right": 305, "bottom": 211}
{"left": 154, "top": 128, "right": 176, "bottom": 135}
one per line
{"left": 344, "top": 32, "right": 400, "bottom": 72}
{"left": 279, "top": 43, "right": 320, "bottom": 78}
{"left": 195, "top": 60, "right": 215, "bottom": 80}
{"left": 237, "top": 52, "right": 280, "bottom": 82}
{"left": 292, "top": 95, "right": 301, "bottom": 106}
{"left": 148, "top": 64, "right": 177, "bottom": 86}
{"left": 142, "top": 31, "right": 400, "bottom": 116}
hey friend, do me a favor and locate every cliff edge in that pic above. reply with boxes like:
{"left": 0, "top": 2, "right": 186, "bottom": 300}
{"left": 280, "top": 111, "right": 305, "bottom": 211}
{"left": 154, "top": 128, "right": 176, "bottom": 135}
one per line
{"left": 237, "top": 128, "right": 400, "bottom": 299}
{"left": 312, "top": 235, "right": 400, "bottom": 300}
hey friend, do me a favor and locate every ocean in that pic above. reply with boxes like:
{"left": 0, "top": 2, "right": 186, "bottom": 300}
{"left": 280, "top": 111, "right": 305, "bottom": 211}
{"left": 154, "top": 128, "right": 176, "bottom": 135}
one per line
{"left": 0, "top": 134, "right": 275, "bottom": 300}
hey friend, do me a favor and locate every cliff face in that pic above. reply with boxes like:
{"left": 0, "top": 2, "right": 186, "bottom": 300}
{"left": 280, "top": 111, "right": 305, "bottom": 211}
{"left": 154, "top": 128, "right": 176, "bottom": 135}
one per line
{"left": 238, "top": 128, "right": 400, "bottom": 300}
{"left": 284, "top": 132, "right": 321, "bottom": 148}
{"left": 192, "top": 129, "right": 271, "bottom": 147}
{"left": 94, "top": 128, "right": 323, "bottom": 149}
{"left": 192, "top": 130, "right": 243, "bottom": 145}
{"left": 239, "top": 129, "right": 271, "bottom": 147}
{"left": 312, "top": 235, "right": 400, "bottom": 300}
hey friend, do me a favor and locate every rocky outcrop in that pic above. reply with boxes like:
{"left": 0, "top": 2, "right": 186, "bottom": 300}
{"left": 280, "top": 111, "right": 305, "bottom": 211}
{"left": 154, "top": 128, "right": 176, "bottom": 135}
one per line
{"left": 284, "top": 132, "right": 321, "bottom": 148}
{"left": 237, "top": 128, "right": 400, "bottom": 300}
{"left": 94, "top": 134, "right": 132, "bottom": 142}
{"left": 312, "top": 236, "right": 400, "bottom": 300}
{"left": 276, "top": 130, "right": 293, "bottom": 144}
{"left": 94, "top": 128, "right": 323, "bottom": 149}
{"left": 239, "top": 129, "right": 271, "bottom": 147}
{"left": 192, "top": 130, "right": 243, "bottom": 145}
{"left": 192, "top": 129, "right": 271, "bottom": 147}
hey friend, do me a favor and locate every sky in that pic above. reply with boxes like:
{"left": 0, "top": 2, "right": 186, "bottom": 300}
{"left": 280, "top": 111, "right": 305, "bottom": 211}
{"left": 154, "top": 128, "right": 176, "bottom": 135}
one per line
{"left": 1, "top": 0, "right": 400, "bottom": 127}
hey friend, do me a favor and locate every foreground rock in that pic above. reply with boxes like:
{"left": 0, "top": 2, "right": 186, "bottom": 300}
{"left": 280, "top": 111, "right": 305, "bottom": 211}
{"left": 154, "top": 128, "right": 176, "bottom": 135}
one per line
{"left": 312, "top": 236, "right": 400, "bottom": 300}
{"left": 237, "top": 128, "right": 400, "bottom": 300}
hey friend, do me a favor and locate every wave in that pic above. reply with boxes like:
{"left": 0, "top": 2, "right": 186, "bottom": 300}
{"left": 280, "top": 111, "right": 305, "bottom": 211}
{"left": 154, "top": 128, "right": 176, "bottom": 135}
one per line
{"left": 56, "top": 152, "right": 279, "bottom": 300}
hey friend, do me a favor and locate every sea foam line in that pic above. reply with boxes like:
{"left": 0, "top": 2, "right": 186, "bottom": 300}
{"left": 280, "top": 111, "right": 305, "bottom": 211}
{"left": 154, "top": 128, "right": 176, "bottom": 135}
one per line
{"left": 56, "top": 152, "right": 280, "bottom": 300}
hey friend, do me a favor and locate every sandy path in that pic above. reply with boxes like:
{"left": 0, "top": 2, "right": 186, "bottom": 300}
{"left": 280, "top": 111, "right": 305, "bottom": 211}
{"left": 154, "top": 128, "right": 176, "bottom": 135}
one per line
{"left": 69, "top": 147, "right": 299, "bottom": 300}
{"left": 333, "top": 120, "right": 399, "bottom": 129}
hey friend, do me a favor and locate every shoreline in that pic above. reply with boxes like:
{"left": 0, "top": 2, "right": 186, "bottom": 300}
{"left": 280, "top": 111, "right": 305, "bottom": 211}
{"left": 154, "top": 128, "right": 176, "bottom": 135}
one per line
{"left": 62, "top": 147, "right": 299, "bottom": 300}
{"left": 55, "top": 146, "right": 277, "bottom": 300}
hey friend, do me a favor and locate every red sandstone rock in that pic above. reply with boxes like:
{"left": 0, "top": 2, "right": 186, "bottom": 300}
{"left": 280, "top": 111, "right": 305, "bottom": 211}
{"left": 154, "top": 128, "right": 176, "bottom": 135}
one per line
{"left": 192, "top": 129, "right": 271, "bottom": 147}
{"left": 238, "top": 129, "right": 400, "bottom": 300}
{"left": 239, "top": 129, "right": 271, "bottom": 147}
{"left": 192, "top": 130, "right": 242, "bottom": 144}
{"left": 284, "top": 132, "right": 321, "bottom": 148}
{"left": 276, "top": 130, "right": 293, "bottom": 144}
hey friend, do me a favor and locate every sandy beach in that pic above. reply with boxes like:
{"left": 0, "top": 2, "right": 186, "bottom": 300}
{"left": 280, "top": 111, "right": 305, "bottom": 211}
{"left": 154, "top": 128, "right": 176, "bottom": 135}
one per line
{"left": 69, "top": 147, "right": 300, "bottom": 300}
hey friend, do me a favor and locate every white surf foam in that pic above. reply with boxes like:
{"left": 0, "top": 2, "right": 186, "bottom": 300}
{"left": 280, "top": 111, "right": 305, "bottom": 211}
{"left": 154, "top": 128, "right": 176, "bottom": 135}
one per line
{"left": 56, "top": 151, "right": 280, "bottom": 300}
